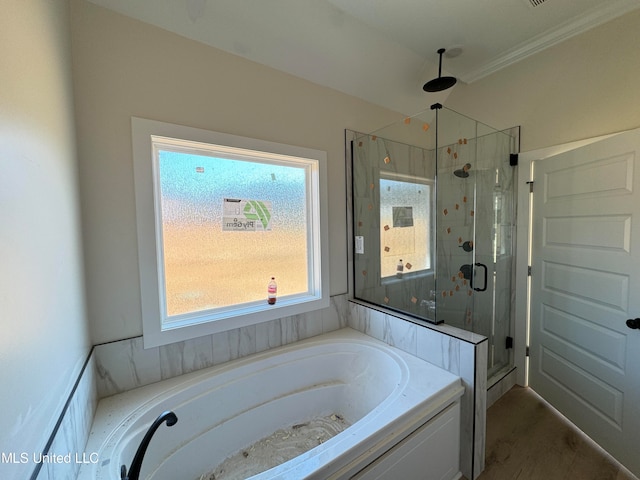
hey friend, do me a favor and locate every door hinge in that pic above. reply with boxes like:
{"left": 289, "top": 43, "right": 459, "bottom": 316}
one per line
{"left": 528, "top": 265, "right": 532, "bottom": 276}
{"left": 506, "top": 336, "right": 514, "bottom": 349}
{"left": 526, "top": 180, "right": 534, "bottom": 193}
{"left": 510, "top": 153, "right": 518, "bottom": 166}
{"left": 526, "top": 345, "right": 530, "bottom": 357}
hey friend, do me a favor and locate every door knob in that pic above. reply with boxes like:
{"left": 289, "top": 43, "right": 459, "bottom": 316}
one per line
{"left": 626, "top": 318, "right": 640, "bottom": 329}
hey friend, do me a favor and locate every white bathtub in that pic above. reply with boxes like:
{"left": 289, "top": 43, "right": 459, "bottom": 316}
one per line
{"left": 80, "top": 328, "right": 464, "bottom": 480}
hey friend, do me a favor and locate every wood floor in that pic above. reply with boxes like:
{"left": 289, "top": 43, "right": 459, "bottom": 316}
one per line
{"left": 476, "top": 386, "right": 638, "bottom": 480}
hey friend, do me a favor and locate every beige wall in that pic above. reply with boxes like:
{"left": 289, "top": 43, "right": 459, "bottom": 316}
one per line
{"left": 0, "top": 1, "right": 89, "bottom": 477}
{"left": 446, "top": 9, "right": 640, "bottom": 151}
{"left": 70, "top": 2, "right": 640, "bottom": 345}
{"left": 2, "top": 2, "right": 636, "bottom": 474}
{"left": 70, "top": 0, "right": 404, "bottom": 344}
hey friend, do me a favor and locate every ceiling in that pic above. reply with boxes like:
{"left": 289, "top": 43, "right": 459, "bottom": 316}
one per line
{"left": 88, "top": 0, "right": 640, "bottom": 114}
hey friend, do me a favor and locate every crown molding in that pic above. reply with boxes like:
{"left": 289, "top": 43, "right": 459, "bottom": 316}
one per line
{"left": 461, "top": 1, "right": 640, "bottom": 83}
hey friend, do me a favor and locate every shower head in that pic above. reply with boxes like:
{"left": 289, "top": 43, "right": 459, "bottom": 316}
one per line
{"left": 424, "top": 76, "right": 457, "bottom": 92}
{"left": 423, "top": 48, "right": 457, "bottom": 92}
{"left": 454, "top": 163, "right": 472, "bottom": 178}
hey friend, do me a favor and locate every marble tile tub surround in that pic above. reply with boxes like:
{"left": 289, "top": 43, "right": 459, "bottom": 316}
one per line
{"left": 92, "top": 294, "right": 486, "bottom": 478}
{"left": 33, "top": 356, "right": 98, "bottom": 480}
{"left": 348, "top": 300, "right": 488, "bottom": 480}
{"left": 94, "top": 294, "right": 349, "bottom": 398}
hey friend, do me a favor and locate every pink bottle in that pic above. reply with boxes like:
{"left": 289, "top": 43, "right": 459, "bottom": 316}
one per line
{"left": 267, "top": 277, "right": 277, "bottom": 305}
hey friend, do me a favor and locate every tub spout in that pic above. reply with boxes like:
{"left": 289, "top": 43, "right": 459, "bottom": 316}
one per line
{"left": 120, "top": 410, "right": 178, "bottom": 480}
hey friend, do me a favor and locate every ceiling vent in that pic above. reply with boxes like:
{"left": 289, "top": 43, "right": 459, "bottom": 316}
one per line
{"left": 525, "top": 0, "right": 549, "bottom": 7}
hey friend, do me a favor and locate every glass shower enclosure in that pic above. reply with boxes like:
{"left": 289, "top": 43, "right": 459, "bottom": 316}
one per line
{"left": 348, "top": 105, "right": 519, "bottom": 380}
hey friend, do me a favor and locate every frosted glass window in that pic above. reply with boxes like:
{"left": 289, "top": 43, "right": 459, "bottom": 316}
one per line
{"left": 132, "top": 118, "right": 329, "bottom": 348}
{"left": 380, "top": 176, "right": 432, "bottom": 278}
{"left": 158, "top": 150, "right": 310, "bottom": 316}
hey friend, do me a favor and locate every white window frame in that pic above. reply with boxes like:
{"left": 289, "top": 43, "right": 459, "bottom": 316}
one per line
{"left": 132, "top": 117, "right": 329, "bottom": 348}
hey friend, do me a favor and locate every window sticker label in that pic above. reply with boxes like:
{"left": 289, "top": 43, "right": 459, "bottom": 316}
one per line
{"left": 223, "top": 198, "right": 273, "bottom": 231}
{"left": 392, "top": 206, "right": 414, "bottom": 227}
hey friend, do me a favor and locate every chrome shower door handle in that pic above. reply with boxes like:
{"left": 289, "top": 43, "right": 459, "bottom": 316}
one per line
{"left": 472, "top": 262, "right": 488, "bottom": 292}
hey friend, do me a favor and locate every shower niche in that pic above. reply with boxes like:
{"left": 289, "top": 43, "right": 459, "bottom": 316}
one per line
{"left": 348, "top": 105, "right": 519, "bottom": 380}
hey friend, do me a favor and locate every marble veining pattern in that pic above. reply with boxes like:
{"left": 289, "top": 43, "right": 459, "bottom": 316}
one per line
{"left": 212, "top": 325, "right": 257, "bottom": 365}
{"left": 159, "top": 334, "right": 214, "bottom": 380}
{"left": 417, "top": 327, "right": 461, "bottom": 374}
{"left": 382, "top": 312, "right": 417, "bottom": 356}
{"left": 255, "top": 318, "right": 285, "bottom": 353}
{"left": 474, "top": 341, "right": 489, "bottom": 476}
{"left": 324, "top": 285, "right": 350, "bottom": 331}
{"left": 95, "top": 336, "right": 161, "bottom": 397}
{"left": 94, "top": 294, "right": 349, "bottom": 398}
{"left": 35, "top": 355, "right": 97, "bottom": 480}
{"left": 349, "top": 301, "right": 487, "bottom": 480}
{"left": 88, "top": 297, "right": 486, "bottom": 478}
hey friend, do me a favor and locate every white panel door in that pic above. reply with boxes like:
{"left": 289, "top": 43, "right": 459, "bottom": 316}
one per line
{"left": 529, "top": 129, "right": 640, "bottom": 475}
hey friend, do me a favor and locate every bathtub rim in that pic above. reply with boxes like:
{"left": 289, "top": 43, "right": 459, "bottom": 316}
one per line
{"left": 105, "top": 341, "right": 409, "bottom": 478}
{"left": 81, "top": 327, "right": 464, "bottom": 480}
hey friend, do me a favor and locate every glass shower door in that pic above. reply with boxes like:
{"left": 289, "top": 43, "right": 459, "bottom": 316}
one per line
{"left": 347, "top": 105, "right": 518, "bottom": 381}
{"left": 435, "top": 108, "right": 516, "bottom": 379}
{"left": 474, "top": 160, "right": 516, "bottom": 379}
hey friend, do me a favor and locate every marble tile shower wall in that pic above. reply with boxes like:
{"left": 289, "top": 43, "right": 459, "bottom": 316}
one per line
{"left": 351, "top": 133, "right": 438, "bottom": 319}
{"left": 94, "top": 294, "right": 350, "bottom": 398}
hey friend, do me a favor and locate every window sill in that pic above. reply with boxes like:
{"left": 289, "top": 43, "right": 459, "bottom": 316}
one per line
{"left": 143, "top": 294, "right": 330, "bottom": 349}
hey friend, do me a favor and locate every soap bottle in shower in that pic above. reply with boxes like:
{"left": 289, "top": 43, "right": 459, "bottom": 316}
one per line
{"left": 396, "top": 260, "right": 404, "bottom": 278}
{"left": 267, "top": 277, "right": 277, "bottom": 304}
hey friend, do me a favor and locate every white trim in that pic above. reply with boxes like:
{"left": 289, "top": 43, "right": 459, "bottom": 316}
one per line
{"left": 514, "top": 153, "right": 532, "bottom": 387}
{"left": 463, "top": 1, "right": 640, "bottom": 83}
{"left": 132, "top": 117, "right": 330, "bottom": 348}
